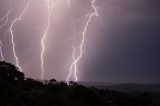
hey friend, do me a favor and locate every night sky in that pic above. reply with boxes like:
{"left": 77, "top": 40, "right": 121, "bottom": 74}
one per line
{"left": 0, "top": 0, "right": 160, "bottom": 83}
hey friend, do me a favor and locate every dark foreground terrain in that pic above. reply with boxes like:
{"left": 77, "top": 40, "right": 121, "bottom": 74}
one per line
{"left": 0, "top": 61, "right": 160, "bottom": 106}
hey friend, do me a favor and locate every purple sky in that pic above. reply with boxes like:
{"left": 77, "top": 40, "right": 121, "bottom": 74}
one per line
{"left": 0, "top": 0, "right": 160, "bottom": 83}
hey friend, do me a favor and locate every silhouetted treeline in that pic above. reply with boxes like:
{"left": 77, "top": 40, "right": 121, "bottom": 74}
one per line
{"left": 0, "top": 61, "right": 160, "bottom": 106}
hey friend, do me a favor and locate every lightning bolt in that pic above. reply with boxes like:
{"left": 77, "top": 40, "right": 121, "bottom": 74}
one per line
{"left": 41, "top": 0, "right": 54, "bottom": 79}
{"left": 66, "top": 46, "right": 76, "bottom": 84}
{"left": 0, "top": 41, "right": 4, "bottom": 61}
{"left": 0, "top": 10, "right": 11, "bottom": 61}
{"left": 0, "top": 11, "right": 10, "bottom": 29}
{"left": 67, "top": 0, "right": 98, "bottom": 84}
{"left": 10, "top": 0, "right": 33, "bottom": 72}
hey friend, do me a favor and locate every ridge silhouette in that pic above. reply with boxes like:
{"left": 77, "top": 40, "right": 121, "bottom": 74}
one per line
{"left": 0, "top": 61, "right": 159, "bottom": 106}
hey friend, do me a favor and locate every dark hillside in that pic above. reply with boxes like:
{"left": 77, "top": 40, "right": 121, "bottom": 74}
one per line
{"left": 0, "top": 61, "right": 159, "bottom": 106}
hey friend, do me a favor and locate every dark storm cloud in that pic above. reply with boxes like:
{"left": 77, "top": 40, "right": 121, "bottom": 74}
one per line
{"left": 82, "top": 0, "right": 160, "bottom": 83}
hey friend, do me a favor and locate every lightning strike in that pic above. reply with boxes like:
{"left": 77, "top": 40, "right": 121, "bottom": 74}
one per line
{"left": 0, "top": 10, "right": 11, "bottom": 61}
{"left": 0, "top": 41, "right": 4, "bottom": 61}
{"left": 41, "top": 0, "right": 54, "bottom": 79}
{"left": 1, "top": 0, "right": 99, "bottom": 81}
{"left": 67, "top": 0, "right": 98, "bottom": 84}
{"left": 10, "top": 0, "right": 33, "bottom": 72}
{"left": 66, "top": 46, "right": 77, "bottom": 84}
{"left": 0, "top": 11, "right": 10, "bottom": 29}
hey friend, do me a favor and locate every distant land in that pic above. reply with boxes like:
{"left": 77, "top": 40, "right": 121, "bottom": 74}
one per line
{"left": 78, "top": 82, "right": 160, "bottom": 93}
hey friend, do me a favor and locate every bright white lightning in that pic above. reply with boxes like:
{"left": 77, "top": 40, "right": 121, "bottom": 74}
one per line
{"left": 0, "top": 41, "right": 4, "bottom": 61}
{"left": 41, "top": 0, "right": 54, "bottom": 79}
{"left": 10, "top": 0, "right": 33, "bottom": 72}
{"left": 67, "top": 0, "right": 98, "bottom": 84}
{"left": 66, "top": 46, "right": 77, "bottom": 84}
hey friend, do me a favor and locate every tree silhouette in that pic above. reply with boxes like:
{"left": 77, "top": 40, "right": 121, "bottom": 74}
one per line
{"left": 49, "top": 78, "right": 57, "bottom": 84}
{"left": 0, "top": 61, "right": 24, "bottom": 82}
